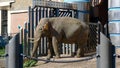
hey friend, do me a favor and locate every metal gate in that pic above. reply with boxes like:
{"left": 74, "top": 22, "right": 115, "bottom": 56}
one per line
{"left": 23, "top": 1, "right": 100, "bottom": 57}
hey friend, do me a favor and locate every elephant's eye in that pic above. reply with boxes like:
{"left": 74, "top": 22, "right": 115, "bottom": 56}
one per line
{"left": 39, "top": 28, "right": 42, "bottom": 30}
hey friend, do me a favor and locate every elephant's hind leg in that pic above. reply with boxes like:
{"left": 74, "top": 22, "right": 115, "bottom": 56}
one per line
{"left": 46, "top": 37, "right": 54, "bottom": 59}
{"left": 52, "top": 37, "right": 60, "bottom": 59}
{"left": 76, "top": 45, "right": 84, "bottom": 58}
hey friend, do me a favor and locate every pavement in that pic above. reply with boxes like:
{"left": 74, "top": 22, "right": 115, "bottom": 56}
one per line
{"left": 0, "top": 58, "right": 5, "bottom": 68}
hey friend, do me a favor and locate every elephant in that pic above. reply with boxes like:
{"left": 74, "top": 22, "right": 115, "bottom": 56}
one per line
{"left": 31, "top": 17, "right": 89, "bottom": 59}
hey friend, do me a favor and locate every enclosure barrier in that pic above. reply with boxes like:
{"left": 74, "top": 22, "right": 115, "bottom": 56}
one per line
{"left": 6, "top": 28, "right": 23, "bottom": 68}
{"left": 20, "top": 1, "right": 100, "bottom": 57}
{"left": 64, "top": 0, "right": 90, "bottom": 22}
{"left": 2, "top": 0, "right": 120, "bottom": 68}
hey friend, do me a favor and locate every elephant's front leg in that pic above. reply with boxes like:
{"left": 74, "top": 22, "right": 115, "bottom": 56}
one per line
{"left": 31, "top": 38, "right": 41, "bottom": 58}
{"left": 52, "top": 37, "right": 60, "bottom": 58}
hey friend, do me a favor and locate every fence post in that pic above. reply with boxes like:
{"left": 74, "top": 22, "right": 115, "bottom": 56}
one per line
{"left": 7, "top": 33, "right": 23, "bottom": 68}
{"left": 97, "top": 32, "right": 115, "bottom": 68}
{"left": 7, "top": 27, "right": 23, "bottom": 68}
{"left": 19, "top": 28, "right": 23, "bottom": 68}
{"left": 24, "top": 22, "right": 28, "bottom": 55}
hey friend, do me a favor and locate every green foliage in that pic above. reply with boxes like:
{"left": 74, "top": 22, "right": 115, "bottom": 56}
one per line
{"left": 0, "top": 46, "right": 5, "bottom": 56}
{"left": 23, "top": 59, "right": 37, "bottom": 67}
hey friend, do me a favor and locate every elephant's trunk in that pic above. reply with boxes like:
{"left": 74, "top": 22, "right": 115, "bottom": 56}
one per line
{"left": 31, "top": 32, "right": 42, "bottom": 58}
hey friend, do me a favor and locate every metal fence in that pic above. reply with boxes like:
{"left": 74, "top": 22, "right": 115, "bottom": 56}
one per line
{"left": 22, "top": 1, "right": 100, "bottom": 57}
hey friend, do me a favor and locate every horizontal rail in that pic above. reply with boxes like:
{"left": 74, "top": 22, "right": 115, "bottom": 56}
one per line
{"left": 33, "top": 1, "right": 77, "bottom": 10}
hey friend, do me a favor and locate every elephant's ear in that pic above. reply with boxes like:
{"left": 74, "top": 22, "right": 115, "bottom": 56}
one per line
{"left": 43, "top": 22, "right": 49, "bottom": 31}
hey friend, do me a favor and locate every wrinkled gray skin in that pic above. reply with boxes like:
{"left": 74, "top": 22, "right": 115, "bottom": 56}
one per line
{"left": 31, "top": 17, "right": 89, "bottom": 59}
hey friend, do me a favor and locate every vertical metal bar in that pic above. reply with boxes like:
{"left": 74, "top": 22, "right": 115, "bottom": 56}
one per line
{"left": 71, "top": 10, "right": 75, "bottom": 18}
{"left": 41, "top": 38, "right": 43, "bottom": 54}
{"left": 24, "top": 22, "right": 28, "bottom": 55}
{"left": 72, "top": 44, "right": 76, "bottom": 54}
{"left": 44, "top": 37, "right": 47, "bottom": 54}
{"left": 28, "top": 7, "right": 31, "bottom": 56}
{"left": 19, "top": 28, "right": 23, "bottom": 45}
{"left": 31, "top": 7, "right": 34, "bottom": 50}
{"left": 66, "top": 44, "right": 69, "bottom": 55}
{"left": 75, "top": 10, "right": 78, "bottom": 18}
{"left": 39, "top": 7, "right": 41, "bottom": 20}
{"left": 62, "top": 43, "right": 65, "bottom": 54}
{"left": 35, "top": 7, "right": 38, "bottom": 28}
{"left": 46, "top": 8, "right": 48, "bottom": 18}
{"left": 27, "top": 22, "right": 30, "bottom": 56}
{"left": 41, "top": 7, "right": 44, "bottom": 18}
{"left": 69, "top": 44, "right": 72, "bottom": 55}
{"left": 49, "top": 8, "right": 54, "bottom": 17}
{"left": 54, "top": 8, "right": 59, "bottom": 17}
{"left": 19, "top": 29, "right": 23, "bottom": 68}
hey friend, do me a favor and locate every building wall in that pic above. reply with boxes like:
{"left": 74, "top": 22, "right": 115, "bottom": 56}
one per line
{"left": 11, "top": 0, "right": 32, "bottom": 11}
{"left": 10, "top": 11, "right": 28, "bottom": 35}
{"left": 7, "top": 0, "right": 32, "bottom": 35}
{"left": 7, "top": 0, "right": 65, "bottom": 35}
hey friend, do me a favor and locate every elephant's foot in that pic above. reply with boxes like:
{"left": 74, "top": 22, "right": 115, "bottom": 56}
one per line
{"left": 75, "top": 53, "right": 84, "bottom": 58}
{"left": 46, "top": 54, "right": 52, "bottom": 60}
{"left": 54, "top": 55, "right": 60, "bottom": 59}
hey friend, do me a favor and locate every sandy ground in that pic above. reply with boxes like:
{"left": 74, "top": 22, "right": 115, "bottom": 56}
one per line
{"left": 0, "top": 56, "right": 120, "bottom": 68}
{"left": 30, "top": 55, "right": 120, "bottom": 68}
{"left": 31, "top": 56, "right": 97, "bottom": 68}
{"left": 30, "top": 49, "right": 120, "bottom": 68}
